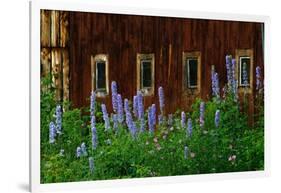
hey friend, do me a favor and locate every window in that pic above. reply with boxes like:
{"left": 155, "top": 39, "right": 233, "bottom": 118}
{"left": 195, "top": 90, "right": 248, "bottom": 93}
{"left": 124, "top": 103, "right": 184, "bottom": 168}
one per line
{"left": 239, "top": 56, "right": 250, "bottom": 86}
{"left": 235, "top": 49, "right": 253, "bottom": 93}
{"left": 182, "top": 51, "right": 201, "bottom": 93}
{"left": 137, "top": 53, "right": 155, "bottom": 96}
{"left": 91, "top": 54, "right": 109, "bottom": 96}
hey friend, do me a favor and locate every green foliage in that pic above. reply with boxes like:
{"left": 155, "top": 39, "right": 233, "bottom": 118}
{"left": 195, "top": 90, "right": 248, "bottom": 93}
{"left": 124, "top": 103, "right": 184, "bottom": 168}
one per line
{"left": 40, "top": 79, "right": 264, "bottom": 183}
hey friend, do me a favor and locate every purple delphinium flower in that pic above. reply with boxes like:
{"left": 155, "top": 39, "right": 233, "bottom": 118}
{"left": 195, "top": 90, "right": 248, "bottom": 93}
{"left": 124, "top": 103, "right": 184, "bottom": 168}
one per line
{"left": 49, "top": 121, "right": 56, "bottom": 144}
{"left": 133, "top": 95, "right": 138, "bottom": 118}
{"left": 137, "top": 92, "right": 145, "bottom": 132}
{"left": 148, "top": 107, "right": 154, "bottom": 134}
{"left": 231, "top": 59, "right": 238, "bottom": 96}
{"left": 158, "top": 86, "right": 165, "bottom": 114}
{"left": 140, "top": 118, "right": 145, "bottom": 133}
{"left": 89, "top": 157, "right": 94, "bottom": 174}
{"left": 187, "top": 118, "right": 192, "bottom": 137}
{"left": 124, "top": 99, "right": 130, "bottom": 114}
{"left": 137, "top": 91, "right": 144, "bottom": 120}
{"left": 55, "top": 105, "right": 62, "bottom": 134}
{"left": 111, "top": 81, "right": 118, "bottom": 113}
{"left": 112, "top": 114, "right": 118, "bottom": 132}
{"left": 76, "top": 146, "right": 82, "bottom": 158}
{"left": 256, "top": 66, "right": 262, "bottom": 91}
{"left": 184, "top": 146, "right": 189, "bottom": 160}
{"left": 91, "top": 115, "right": 96, "bottom": 128}
{"left": 211, "top": 70, "right": 220, "bottom": 98}
{"left": 91, "top": 124, "right": 98, "bottom": 150}
{"left": 168, "top": 114, "right": 173, "bottom": 127}
{"left": 181, "top": 111, "right": 186, "bottom": 128}
{"left": 215, "top": 110, "right": 220, "bottom": 128}
{"left": 226, "top": 55, "right": 232, "bottom": 86}
{"left": 90, "top": 91, "right": 96, "bottom": 117}
{"left": 81, "top": 142, "right": 88, "bottom": 156}
{"left": 124, "top": 99, "right": 137, "bottom": 137}
{"left": 199, "top": 102, "right": 205, "bottom": 128}
{"left": 101, "top": 104, "right": 110, "bottom": 131}
{"left": 151, "top": 104, "right": 156, "bottom": 126}
{"left": 125, "top": 108, "right": 137, "bottom": 138}
{"left": 117, "top": 94, "right": 124, "bottom": 123}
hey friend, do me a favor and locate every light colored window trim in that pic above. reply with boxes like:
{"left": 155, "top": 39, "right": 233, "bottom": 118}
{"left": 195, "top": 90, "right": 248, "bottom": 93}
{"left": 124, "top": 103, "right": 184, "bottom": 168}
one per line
{"left": 182, "top": 51, "right": 201, "bottom": 94}
{"left": 137, "top": 53, "right": 155, "bottom": 96}
{"left": 235, "top": 49, "right": 253, "bottom": 94}
{"left": 91, "top": 54, "right": 109, "bottom": 97}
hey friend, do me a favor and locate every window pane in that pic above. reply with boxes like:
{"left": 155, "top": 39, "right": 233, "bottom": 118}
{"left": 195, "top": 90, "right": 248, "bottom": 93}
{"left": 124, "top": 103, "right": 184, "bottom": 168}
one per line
{"left": 240, "top": 57, "right": 250, "bottom": 86}
{"left": 96, "top": 61, "right": 106, "bottom": 90}
{"left": 187, "top": 58, "right": 198, "bottom": 87}
{"left": 141, "top": 60, "right": 152, "bottom": 88}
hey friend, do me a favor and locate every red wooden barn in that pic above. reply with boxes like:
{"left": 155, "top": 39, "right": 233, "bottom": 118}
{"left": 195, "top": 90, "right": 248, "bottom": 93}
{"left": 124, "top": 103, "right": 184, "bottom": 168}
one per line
{"left": 40, "top": 10, "right": 264, "bottom": 115}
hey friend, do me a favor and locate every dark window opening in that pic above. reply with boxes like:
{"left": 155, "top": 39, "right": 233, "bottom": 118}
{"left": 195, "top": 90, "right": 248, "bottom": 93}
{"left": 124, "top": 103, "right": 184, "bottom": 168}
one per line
{"left": 186, "top": 58, "right": 198, "bottom": 88}
{"left": 239, "top": 56, "right": 250, "bottom": 87}
{"left": 96, "top": 61, "right": 106, "bottom": 91}
{"left": 141, "top": 59, "right": 152, "bottom": 89}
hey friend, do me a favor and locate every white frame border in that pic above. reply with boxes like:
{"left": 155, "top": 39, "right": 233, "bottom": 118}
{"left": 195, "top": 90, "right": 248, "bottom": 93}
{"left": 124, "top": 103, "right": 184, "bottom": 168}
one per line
{"left": 30, "top": 0, "right": 271, "bottom": 192}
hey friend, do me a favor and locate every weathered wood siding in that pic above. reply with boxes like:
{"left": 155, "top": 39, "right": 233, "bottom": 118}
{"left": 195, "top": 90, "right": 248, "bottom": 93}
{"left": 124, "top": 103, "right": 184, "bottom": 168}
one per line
{"left": 66, "top": 12, "right": 263, "bottom": 114}
{"left": 40, "top": 10, "right": 70, "bottom": 101}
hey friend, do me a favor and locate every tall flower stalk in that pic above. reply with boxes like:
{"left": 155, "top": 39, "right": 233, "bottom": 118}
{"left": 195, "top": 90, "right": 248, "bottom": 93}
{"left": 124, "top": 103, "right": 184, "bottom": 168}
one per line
{"left": 187, "top": 118, "right": 192, "bottom": 137}
{"left": 148, "top": 105, "right": 156, "bottom": 134}
{"left": 199, "top": 102, "right": 205, "bottom": 128}
{"left": 81, "top": 142, "right": 88, "bottom": 156}
{"left": 181, "top": 111, "right": 186, "bottom": 128}
{"left": 137, "top": 91, "right": 144, "bottom": 120}
{"left": 111, "top": 81, "right": 118, "bottom": 113}
{"left": 211, "top": 69, "right": 220, "bottom": 98}
{"left": 256, "top": 66, "right": 262, "bottom": 91}
{"left": 55, "top": 105, "right": 62, "bottom": 134}
{"left": 49, "top": 121, "right": 56, "bottom": 144}
{"left": 91, "top": 116, "right": 98, "bottom": 150}
{"left": 90, "top": 91, "right": 96, "bottom": 117}
{"left": 133, "top": 95, "right": 138, "bottom": 117}
{"left": 124, "top": 98, "right": 137, "bottom": 138}
{"left": 137, "top": 91, "right": 145, "bottom": 132}
{"left": 89, "top": 157, "right": 94, "bottom": 174}
{"left": 76, "top": 147, "right": 82, "bottom": 158}
{"left": 151, "top": 104, "right": 156, "bottom": 126}
{"left": 101, "top": 104, "right": 110, "bottom": 131}
{"left": 215, "top": 110, "right": 220, "bottom": 128}
{"left": 117, "top": 94, "right": 124, "bottom": 124}
{"left": 226, "top": 55, "right": 232, "bottom": 87}
{"left": 231, "top": 59, "right": 238, "bottom": 98}
{"left": 158, "top": 86, "right": 165, "bottom": 114}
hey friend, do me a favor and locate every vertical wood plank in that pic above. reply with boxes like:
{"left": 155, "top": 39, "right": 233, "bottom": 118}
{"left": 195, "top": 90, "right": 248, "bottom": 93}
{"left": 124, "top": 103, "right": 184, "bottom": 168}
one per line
{"left": 51, "top": 10, "right": 60, "bottom": 47}
{"left": 62, "top": 49, "right": 70, "bottom": 100}
{"left": 60, "top": 11, "right": 69, "bottom": 47}
{"left": 51, "top": 49, "right": 63, "bottom": 101}
{"left": 40, "top": 48, "right": 51, "bottom": 77}
{"left": 40, "top": 10, "right": 51, "bottom": 47}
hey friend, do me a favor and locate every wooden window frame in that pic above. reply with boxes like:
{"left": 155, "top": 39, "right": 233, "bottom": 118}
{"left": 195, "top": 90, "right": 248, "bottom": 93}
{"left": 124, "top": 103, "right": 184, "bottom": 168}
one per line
{"left": 137, "top": 53, "right": 155, "bottom": 96}
{"left": 91, "top": 54, "right": 109, "bottom": 97}
{"left": 182, "top": 51, "right": 201, "bottom": 94}
{"left": 235, "top": 49, "right": 254, "bottom": 94}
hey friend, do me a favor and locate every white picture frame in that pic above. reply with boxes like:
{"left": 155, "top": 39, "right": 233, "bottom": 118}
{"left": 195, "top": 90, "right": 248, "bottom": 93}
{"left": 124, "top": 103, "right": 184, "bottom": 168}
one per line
{"left": 29, "top": 0, "right": 271, "bottom": 192}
